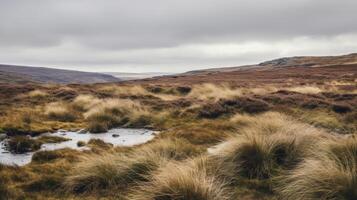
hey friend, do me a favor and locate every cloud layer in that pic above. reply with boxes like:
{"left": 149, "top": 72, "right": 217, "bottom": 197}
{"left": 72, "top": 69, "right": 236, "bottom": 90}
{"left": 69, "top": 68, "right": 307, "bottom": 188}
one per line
{"left": 1, "top": 0, "right": 357, "bottom": 72}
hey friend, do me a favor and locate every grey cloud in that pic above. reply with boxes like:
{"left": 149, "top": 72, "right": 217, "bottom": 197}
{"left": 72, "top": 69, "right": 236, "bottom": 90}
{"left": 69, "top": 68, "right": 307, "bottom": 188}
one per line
{"left": 0, "top": 0, "right": 356, "bottom": 72}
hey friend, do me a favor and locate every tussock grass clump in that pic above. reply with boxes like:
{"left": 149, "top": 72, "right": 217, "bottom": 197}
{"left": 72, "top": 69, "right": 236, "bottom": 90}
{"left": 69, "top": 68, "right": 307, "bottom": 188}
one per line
{"left": 84, "top": 98, "right": 150, "bottom": 132}
{"left": 99, "top": 85, "right": 150, "bottom": 97}
{"left": 45, "top": 102, "right": 77, "bottom": 122}
{"left": 1, "top": 109, "right": 49, "bottom": 135}
{"left": 318, "top": 137, "right": 357, "bottom": 162}
{"left": 71, "top": 94, "right": 101, "bottom": 111}
{"left": 139, "top": 138, "right": 203, "bottom": 160}
{"left": 64, "top": 138, "right": 201, "bottom": 194}
{"left": 188, "top": 83, "right": 242, "bottom": 101}
{"left": 37, "top": 135, "right": 70, "bottom": 143}
{"left": 128, "top": 157, "right": 231, "bottom": 200}
{"left": 216, "top": 133, "right": 304, "bottom": 180}
{"left": 32, "top": 149, "right": 77, "bottom": 163}
{"left": 87, "top": 138, "right": 113, "bottom": 150}
{"left": 6, "top": 136, "right": 42, "bottom": 153}
{"left": 285, "top": 86, "right": 323, "bottom": 94}
{"left": 27, "top": 89, "right": 48, "bottom": 98}
{"left": 231, "top": 112, "right": 328, "bottom": 140}
{"left": 278, "top": 137, "right": 357, "bottom": 200}
{"left": 87, "top": 121, "right": 109, "bottom": 133}
{"left": 242, "top": 86, "right": 278, "bottom": 95}
{"left": 64, "top": 152, "right": 165, "bottom": 194}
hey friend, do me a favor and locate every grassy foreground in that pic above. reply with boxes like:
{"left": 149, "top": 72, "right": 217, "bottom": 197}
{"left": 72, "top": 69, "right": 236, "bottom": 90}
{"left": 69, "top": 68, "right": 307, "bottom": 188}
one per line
{"left": 0, "top": 80, "right": 356, "bottom": 199}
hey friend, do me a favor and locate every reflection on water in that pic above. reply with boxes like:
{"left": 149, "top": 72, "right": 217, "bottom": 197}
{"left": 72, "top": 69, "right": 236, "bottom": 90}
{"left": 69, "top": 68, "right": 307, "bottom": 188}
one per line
{"left": 0, "top": 128, "right": 155, "bottom": 166}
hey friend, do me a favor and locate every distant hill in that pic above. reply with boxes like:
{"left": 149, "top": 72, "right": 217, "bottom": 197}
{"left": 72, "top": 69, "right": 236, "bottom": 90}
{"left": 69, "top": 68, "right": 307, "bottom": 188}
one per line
{"left": 104, "top": 72, "right": 172, "bottom": 80}
{"left": 134, "top": 53, "right": 357, "bottom": 85}
{"left": 0, "top": 64, "right": 121, "bottom": 84}
{"left": 184, "top": 53, "right": 357, "bottom": 75}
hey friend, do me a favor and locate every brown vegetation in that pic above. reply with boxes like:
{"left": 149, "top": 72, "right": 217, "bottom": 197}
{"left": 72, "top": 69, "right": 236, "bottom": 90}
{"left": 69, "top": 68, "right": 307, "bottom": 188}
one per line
{"left": 0, "top": 63, "right": 355, "bottom": 200}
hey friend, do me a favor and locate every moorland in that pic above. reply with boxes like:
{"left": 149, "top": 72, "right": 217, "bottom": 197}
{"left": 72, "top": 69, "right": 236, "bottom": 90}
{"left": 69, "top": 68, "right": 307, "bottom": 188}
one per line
{"left": 0, "top": 54, "right": 356, "bottom": 200}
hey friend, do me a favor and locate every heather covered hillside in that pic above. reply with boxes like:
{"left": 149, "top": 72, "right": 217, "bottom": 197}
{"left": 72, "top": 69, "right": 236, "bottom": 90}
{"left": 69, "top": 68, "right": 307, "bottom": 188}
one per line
{"left": 0, "top": 55, "right": 356, "bottom": 199}
{"left": 0, "top": 64, "right": 120, "bottom": 84}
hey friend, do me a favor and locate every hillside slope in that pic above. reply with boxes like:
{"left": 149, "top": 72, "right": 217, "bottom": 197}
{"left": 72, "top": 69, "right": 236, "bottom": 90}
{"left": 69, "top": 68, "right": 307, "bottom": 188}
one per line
{"left": 133, "top": 53, "right": 357, "bottom": 86}
{"left": 184, "top": 53, "right": 357, "bottom": 75}
{"left": 0, "top": 64, "right": 121, "bottom": 84}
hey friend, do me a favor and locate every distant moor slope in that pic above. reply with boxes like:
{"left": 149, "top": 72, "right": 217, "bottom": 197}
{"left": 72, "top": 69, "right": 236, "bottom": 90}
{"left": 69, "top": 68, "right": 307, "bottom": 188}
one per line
{"left": 0, "top": 64, "right": 121, "bottom": 84}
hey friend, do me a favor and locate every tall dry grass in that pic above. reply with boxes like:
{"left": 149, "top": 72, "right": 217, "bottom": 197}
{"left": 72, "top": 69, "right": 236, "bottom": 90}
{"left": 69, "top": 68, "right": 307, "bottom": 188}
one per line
{"left": 214, "top": 133, "right": 305, "bottom": 180}
{"left": 0, "top": 108, "right": 51, "bottom": 134}
{"left": 71, "top": 94, "right": 101, "bottom": 112}
{"left": 98, "top": 85, "right": 150, "bottom": 96}
{"left": 284, "top": 85, "right": 322, "bottom": 94}
{"left": 64, "top": 138, "right": 202, "bottom": 194}
{"left": 64, "top": 152, "right": 166, "bottom": 194}
{"left": 241, "top": 86, "right": 278, "bottom": 95}
{"left": 128, "top": 157, "right": 231, "bottom": 200}
{"left": 45, "top": 102, "right": 77, "bottom": 122}
{"left": 230, "top": 112, "right": 329, "bottom": 139}
{"left": 278, "top": 137, "right": 357, "bottom": 200}
{"left": 27, "top": 90, "right": 48, "bottom": 98}
{"left": 83, "top": 98, "right": 150, "bottom": 132}
{"left": 207, "top": 112, "right": 332, "bottom": 183}
{"left": 188, "top": 83, "right": 242, "bottom": 101}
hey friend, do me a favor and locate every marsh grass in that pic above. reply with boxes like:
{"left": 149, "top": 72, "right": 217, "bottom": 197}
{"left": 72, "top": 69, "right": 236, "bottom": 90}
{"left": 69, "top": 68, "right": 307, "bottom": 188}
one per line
{"left": 64, "top": 138, "right": 202, "bottom": 194}
{"left": 31, "top": 149, "right": 78, "bottom": 163}
{"left": 71, "top": 94, "right": 101, "bottom": 112}
{"left": 1, "top": 81, "right": 355, "bottom": 200}
{"left": 284, "top": 86, "right": 323, "bottom": 94}
{"left": 188, "top": 83, "right": 242, "bottom": 101}
{"left": 27, "top": 90, "right": 48, "bottom": 99}
{"left": 6, "top": 136, "right": 42, "bottom": 153}
{"left": 37, "top": 135, "right": 70, "bottom": 143}
{"left": 98, "top": 85, "right": 150, "bottom": 97}
{"left": 84, "top": 98, "right": 151, "bottom": 132}
{"left": 0, "top": 109, "right": 51, "bottom": 135}
{"left": 278, "top": 147, "right": 357, "bottom": 200}
{"left": 215, "top": 133, "right": 305, "bottom": 180}
{"left": 45, "top": 102, "right": 77, "bottom": 122}
{"left": 64, "top": 153, "right": 162, "bottom": 194}
{"left": 230, "top": 112, "right": 329, "bottom": 140}
{"left": 128, "top": 157, "right": 231, "bottom": 200}
{"left": 277, "top": 137, "right": 357, "bottom": 200}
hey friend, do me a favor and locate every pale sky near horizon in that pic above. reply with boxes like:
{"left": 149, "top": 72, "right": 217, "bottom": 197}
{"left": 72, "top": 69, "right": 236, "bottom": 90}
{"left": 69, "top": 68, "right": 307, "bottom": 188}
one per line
{"left": 0, "top": 0, "right": 357, "bottom": 73}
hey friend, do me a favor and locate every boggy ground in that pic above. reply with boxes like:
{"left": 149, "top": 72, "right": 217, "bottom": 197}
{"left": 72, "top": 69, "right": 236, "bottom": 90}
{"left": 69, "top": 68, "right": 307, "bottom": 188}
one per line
{"left": 0, "top": 66, "right": 356, "bottom": 200}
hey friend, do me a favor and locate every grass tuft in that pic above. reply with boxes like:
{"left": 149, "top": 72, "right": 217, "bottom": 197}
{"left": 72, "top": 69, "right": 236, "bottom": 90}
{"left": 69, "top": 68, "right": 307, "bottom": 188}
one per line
{"left": 64, "top": 138, "right": 201, "bottom": 194}
{"left": 216, "top": 133, "right": 304, "bottom": 180}
{"left": 128, "top": 157, "right": 231, "bottom": 200}
{"left": 277, "top": 137, "right": 357, "bottom": 200}
{"left": 5, "top": 136, "right": 42, "bottom": 153}
{"left": 188, "top": 83, "right": 242, "bottom": 101}
{"left": 27, "top": 90, "right": 48, "bottom": 98}
{"left": 45, "top": 102, "right": 77, "bottom": 122}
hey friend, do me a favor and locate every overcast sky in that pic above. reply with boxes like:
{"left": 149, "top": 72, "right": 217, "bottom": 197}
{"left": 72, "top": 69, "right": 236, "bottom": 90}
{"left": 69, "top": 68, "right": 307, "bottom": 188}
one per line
{"left": 0, "top": 0, "right": 357, "bottom": 73}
